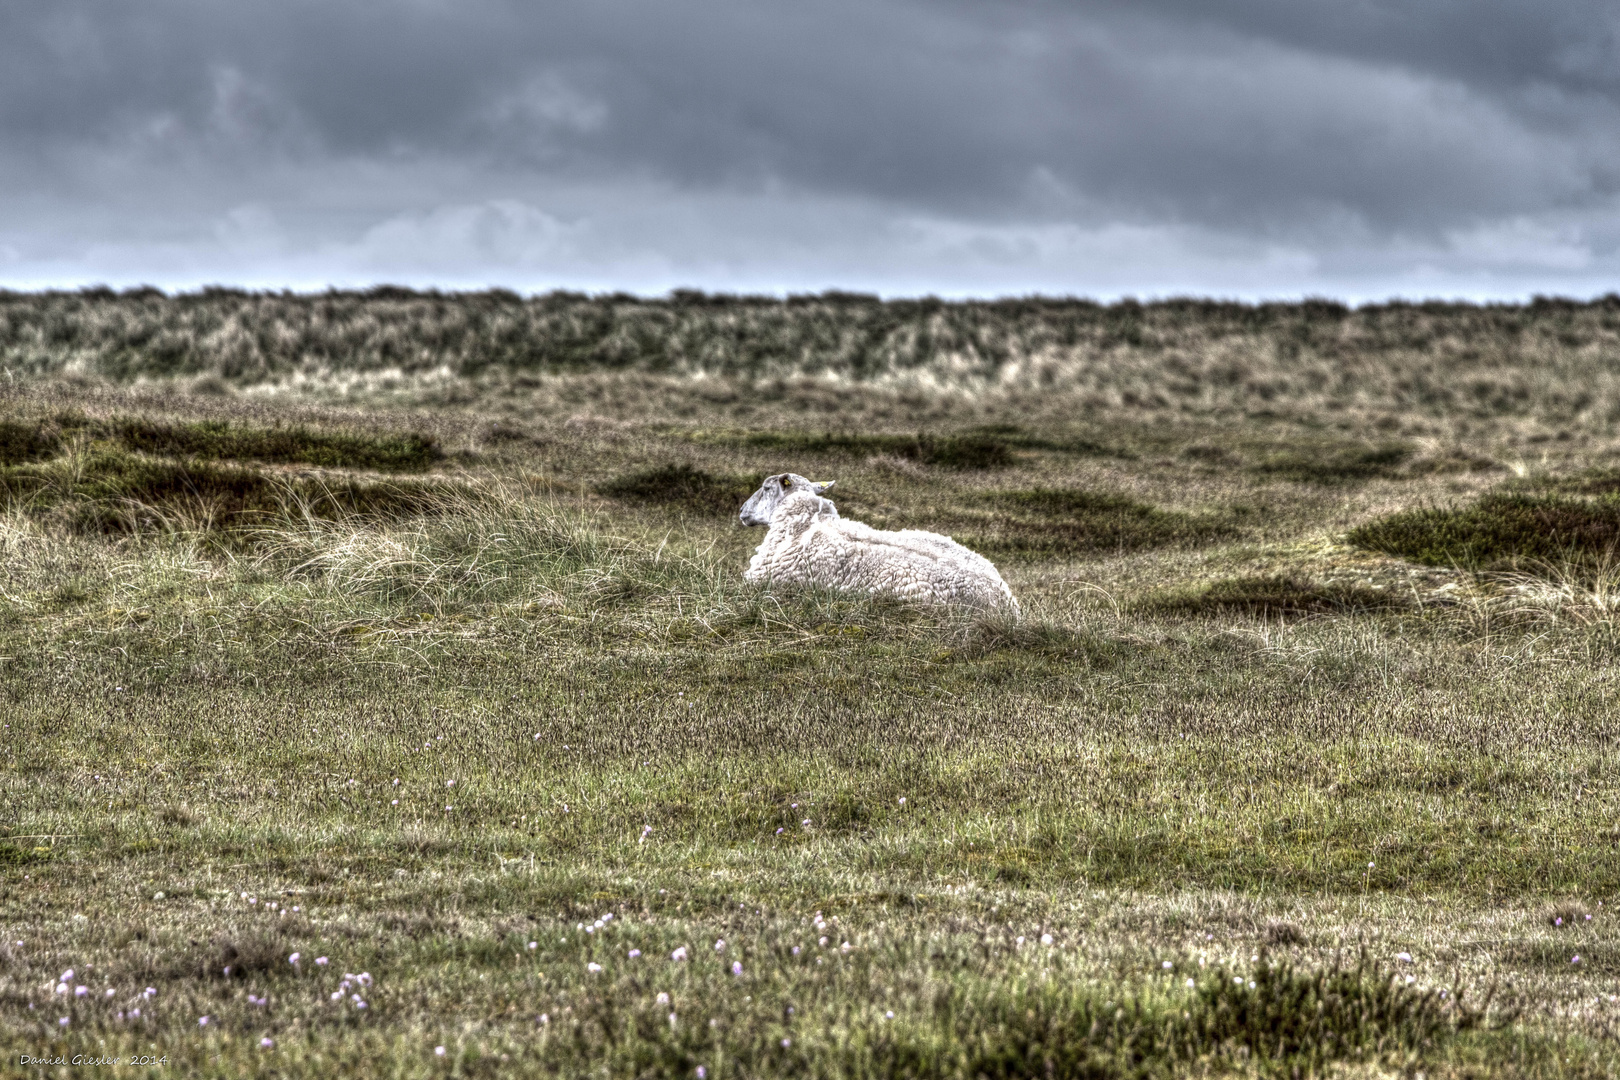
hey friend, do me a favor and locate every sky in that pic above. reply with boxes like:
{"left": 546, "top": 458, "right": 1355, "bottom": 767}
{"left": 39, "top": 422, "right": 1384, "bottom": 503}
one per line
{"left": 2, "top": 0, "right": 1618, "bottom": 301}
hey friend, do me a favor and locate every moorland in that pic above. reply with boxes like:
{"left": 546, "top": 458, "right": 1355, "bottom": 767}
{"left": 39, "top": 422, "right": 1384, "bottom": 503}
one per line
{"left": 4, "top": 289, "right": 1620, "bottom": 1076}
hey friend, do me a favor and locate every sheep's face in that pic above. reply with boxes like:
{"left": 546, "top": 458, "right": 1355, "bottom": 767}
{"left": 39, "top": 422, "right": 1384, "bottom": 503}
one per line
{"left": 739, "top": 473, "right": 835, "bottom": 526}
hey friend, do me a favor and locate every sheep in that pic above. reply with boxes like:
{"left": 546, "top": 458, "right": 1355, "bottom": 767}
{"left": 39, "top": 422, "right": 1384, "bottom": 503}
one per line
{"left": 738, "top": 472, "right": 1019, "bottom": 615}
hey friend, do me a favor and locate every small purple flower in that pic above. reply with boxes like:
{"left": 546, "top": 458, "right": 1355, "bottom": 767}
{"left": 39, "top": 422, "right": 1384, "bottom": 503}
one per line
{"left": 58, "top": 1017, "right": 69, "bottom": 1027}
{"left": 260, "top": 1037, "right": 274, "bottom": 1049}
{"left": 288, "top": 952, "right": 300, "bottom": 966}
{"left": 314, "top": 957, "right": 328, "bottom": 966}
{"left": 731, "top": 961, "right": 742, "bottom": 976}
{"left": 628, "top": 949, "right": 641, "bottom": 958}
{"left": 199, "top": 1016, "right": 210, "bottom": 1027}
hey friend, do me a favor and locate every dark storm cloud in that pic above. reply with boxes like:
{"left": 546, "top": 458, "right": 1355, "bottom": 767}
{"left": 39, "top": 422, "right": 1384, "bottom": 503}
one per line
{"left": 1, "top": 0, "right": 1617, "bottom": 296}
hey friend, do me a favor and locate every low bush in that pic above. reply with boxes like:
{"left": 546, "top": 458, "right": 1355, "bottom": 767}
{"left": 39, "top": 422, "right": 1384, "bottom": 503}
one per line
{"left": 968, "top": 489, "right": 1236, "bottom": 556}
{"left": 1253, "top": 442, "right": 1411, "bottom": 484}
{"left": 1350, "top": 492, "right": 1620, "bottom": 571}
{"left": 1147, "top": 574, "right": 1410, "bottom": 617}
{"left": 112, "top": 417, "right": 442, "bottom": 471}
{"left": 0, "top": 448, "right": 456, "bottom": 538}
{"left": 684, "top": 430, "right": 1016, "bottom": 469}
{"left": 595, "top": 463, "right": 765, "bottom": 514}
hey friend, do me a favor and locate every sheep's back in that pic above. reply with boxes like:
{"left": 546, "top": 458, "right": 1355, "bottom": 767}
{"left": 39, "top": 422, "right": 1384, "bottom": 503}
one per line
{"left": 751, "top": 512, "right": 1015, "bottom": 611}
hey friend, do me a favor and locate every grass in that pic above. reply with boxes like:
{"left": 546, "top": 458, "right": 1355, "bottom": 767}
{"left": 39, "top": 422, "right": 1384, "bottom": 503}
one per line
{"left": 5, "top": 298, "right": 1620, "bottom": 1076}
{"left": 1144, "top": 574, "right": 1411, "bottom": 616}
{"left": 597, "top": 464, "right": 765, "bottom": 514}
{"left": 0, "top": 446, "right": 459, "bottom": 540}
{"left": 678, "top": 430, "right": 1017, "bottom": 470}
{"left": 110, "top": 416, "right": 441, "bottom": 471}
{"left": 966, "top": 489, "right": 1238, "bottom": 557}
{"left": 1350, "top": 492, "right": 1620, "bottom": 572}
{"left": 1251, "top": 442, "right": 1412, "bottom": 484}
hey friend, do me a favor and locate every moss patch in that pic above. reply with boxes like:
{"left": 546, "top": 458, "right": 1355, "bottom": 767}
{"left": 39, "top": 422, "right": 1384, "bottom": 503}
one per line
{"left": 1349, "top": 492, "right": 1620, "bottom": 571}
{"left": 595, "top": 463, "right": 764, "bottom": 514}
{"left": 682, "top": 429, "right": 1016, "bottom": 469}
{"left": 1253, "top": 442, "right": 1412, "bottom": 484}
{"left": 1146, "top": 575, "right": 1410, "bottom": 617}
{"left": 0, "top": 449, "right": 456, "bottom": 538}
{"left": 111, "top": 417, "right": 442, "bottom": 471}
{"left": 0, "top": 420, "right": 62, "bottom": 465}
{"left": 965, "top": 489, "right": 1237, "bottom": 557}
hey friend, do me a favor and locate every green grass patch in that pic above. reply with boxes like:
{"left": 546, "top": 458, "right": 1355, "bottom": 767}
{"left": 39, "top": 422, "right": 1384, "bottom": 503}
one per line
{"left": 111, "top": 417, "right": 442, "bottom": 471}
{"left": 0, "top": 413, "right": 441, "bottom": 471}
{"left": 1253, "top": 442, "right": 1412, "bottom": 483}
{"left": 965, "top": 488, "right": 1237, "bottom": 556}
{"left": 1349, "top": 492, "right": 1620, "bottom": 571}
{"left": 1146, "top": 574, "right": 1411, "bottom": 617}
{"left": 596, "top": 463, "right": 766, "bottom": 514}
{"left": 680, "top": 429, "right": 1016, "bottom": 469}
{"left": 0, "top": 448, "right": 459, "bottom": 537}
{"left": 0, "top": 419, "right": 62, "bottom": 464}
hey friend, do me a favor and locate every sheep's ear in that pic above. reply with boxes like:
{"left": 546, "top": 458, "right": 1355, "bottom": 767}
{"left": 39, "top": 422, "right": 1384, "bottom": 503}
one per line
{"left": 812, "top": 480, "right": 835, "bottom": 493}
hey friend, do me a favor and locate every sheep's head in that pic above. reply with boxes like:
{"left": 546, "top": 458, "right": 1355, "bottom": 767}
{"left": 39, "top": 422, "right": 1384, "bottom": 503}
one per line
{"left": 739, "top": 473, "right": 835, "bottom": 526}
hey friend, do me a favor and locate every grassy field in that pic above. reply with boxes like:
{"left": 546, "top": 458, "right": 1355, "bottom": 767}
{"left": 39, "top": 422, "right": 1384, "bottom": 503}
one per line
{"left": 5, "top": 291, "right": 1620, "bottom": 1077}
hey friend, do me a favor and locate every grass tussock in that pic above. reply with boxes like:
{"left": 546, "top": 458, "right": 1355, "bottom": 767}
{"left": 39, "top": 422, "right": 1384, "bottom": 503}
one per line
{"left": 1350, "top": 492, "right": 1620, "bottom": 572}
{"left": 0, "top": 418, "right": 63, "bottom": 464}
{"left": 596, "top": 463, "right": 765, "bottom": 514}
{"left": 1147, "top": 574, "right": 1411, "bottom": 617}
{"left": 0, "top": 412, "right": 440, "bottom": 470}
{"left": 1253, "top": 442, "right": 1412, "bottom": 484}
{"left": 0, "top": 447, "right": 462, "bottom": 539}
{"left": 684, "top": 429, "right": 1016, "bottom": 469}
{"left": 111, "top": 416, "right": 441, "bottom": 471}
{"left": 968, "top": 489, "right": 1237, "bottom": 556}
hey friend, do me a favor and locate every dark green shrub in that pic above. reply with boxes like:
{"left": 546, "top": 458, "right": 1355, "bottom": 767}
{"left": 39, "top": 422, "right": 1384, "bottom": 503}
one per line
{"left": 112, "top": 417, "right": 441, "bottom": 471}
{"left": 685, "top": 430, "right": 1015, "bottom": 469}
{"left": 0, "top": 448, "right": 453, "bottom": 538}
{"left": 0, "top": 420, "right": 60, "bottom": 464}
{"left": 968, "top": 489, "right": 1235, "bottom": 556}
{"left": 1253, "top": 442, "right": 1411, "bottom": 484}
{"left": 1148, "top": 575, "right": 1408, "bottom": 617}
{"left": 595, "top": 464, "right": 764, "bottom": 514}
{"left": 1350, "top": 492, "right": 1620, "bottom": 570}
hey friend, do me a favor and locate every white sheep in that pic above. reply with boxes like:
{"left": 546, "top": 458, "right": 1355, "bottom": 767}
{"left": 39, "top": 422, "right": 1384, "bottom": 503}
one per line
{"left": 738, "top": 472, "right": 1019, "bottom": 615}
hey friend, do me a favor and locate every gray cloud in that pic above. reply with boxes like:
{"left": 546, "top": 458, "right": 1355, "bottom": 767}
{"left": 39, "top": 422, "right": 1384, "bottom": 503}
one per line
{"left": 1, "top": 0, "right": 1617, "bottom": 297}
